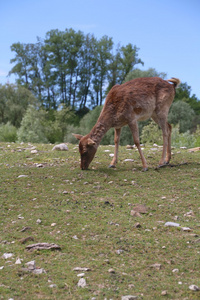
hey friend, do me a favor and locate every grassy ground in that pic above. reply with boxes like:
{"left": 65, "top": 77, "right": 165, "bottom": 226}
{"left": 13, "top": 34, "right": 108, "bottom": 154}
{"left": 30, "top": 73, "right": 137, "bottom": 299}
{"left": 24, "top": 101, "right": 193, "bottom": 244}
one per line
{"left": 0, "top": 142, "right": 199, "bottom": 300}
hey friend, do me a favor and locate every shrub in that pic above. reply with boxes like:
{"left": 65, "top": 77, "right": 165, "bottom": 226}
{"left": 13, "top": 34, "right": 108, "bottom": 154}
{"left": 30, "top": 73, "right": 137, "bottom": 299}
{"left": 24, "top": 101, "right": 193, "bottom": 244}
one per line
{"left": 171, "top": 125, "right": 196, "bottom": 148}
{"left": 17, "top": 105, "right": 48, "bottom": 143}
{"left": 141, "top": 120, "right": 163, "bottom": 145}
{"left": 0, "top": 122, "right": 17, "bottom": 142}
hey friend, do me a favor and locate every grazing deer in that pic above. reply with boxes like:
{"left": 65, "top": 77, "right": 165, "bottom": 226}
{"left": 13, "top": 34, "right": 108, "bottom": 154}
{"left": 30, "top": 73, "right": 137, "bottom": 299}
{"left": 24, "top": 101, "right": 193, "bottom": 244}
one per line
{"left": 73, "top": 77, "right": 180, "bottom": 171}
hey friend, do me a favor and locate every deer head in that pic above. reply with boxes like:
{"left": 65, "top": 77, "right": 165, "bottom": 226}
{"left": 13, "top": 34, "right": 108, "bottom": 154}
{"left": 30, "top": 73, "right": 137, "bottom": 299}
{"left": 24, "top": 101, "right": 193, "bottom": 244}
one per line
{"left": 73, "top": 134, "right": 97, "bottom": 170}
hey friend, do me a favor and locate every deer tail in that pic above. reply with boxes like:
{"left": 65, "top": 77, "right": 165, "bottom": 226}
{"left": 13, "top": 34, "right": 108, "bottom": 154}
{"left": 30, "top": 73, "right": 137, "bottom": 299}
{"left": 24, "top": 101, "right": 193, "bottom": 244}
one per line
{"left": 167, "top": 77, "right": 181, "bottom": 88}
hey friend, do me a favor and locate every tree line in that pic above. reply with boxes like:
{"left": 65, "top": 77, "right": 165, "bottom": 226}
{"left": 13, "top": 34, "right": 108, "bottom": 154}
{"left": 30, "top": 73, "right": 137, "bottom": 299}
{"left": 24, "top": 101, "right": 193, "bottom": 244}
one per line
{"left": 9, "top": 28, "right": 144, "bottom": 110}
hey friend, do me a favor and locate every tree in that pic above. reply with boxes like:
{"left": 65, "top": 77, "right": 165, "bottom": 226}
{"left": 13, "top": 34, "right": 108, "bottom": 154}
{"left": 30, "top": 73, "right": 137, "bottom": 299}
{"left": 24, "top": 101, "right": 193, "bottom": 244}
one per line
{"left": 168, "top": 100, "right": 195, "bottom": 133}
{"left": 17, "top": 105, "right": 48, "bottom": 143}
{"left": 0, "top": 84, "right": 38, "bottom": 127}
{"left": 124, "top": 68, "right": 166, "bottom": 82}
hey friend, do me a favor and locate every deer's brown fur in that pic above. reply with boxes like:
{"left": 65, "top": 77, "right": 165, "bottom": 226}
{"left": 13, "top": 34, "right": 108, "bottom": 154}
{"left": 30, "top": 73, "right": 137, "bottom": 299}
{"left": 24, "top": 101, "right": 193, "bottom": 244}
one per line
{"left": 73, "top": 77, "right": 180, "bottom": 170}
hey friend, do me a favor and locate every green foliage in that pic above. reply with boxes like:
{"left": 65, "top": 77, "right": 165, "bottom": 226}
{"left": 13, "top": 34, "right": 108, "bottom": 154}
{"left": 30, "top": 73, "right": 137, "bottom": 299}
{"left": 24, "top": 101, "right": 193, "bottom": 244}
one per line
{"left": 168, "top": 100, "right": 195, "bottom": 133}
{"left": 193, "top": 125, "right": 200, "bottom": 147}
{"left": 141, "top": 120, "right": 163, "bottom": 145}
{"left": 0, "top": 84, "right": 38, "bottom": 127}
{"left": 124, "top": 67, "right": 166, "bottom": 82}
{"left": 9, "top": 28, "right": 143, "bottom": 109}
{"left": 17, "top": 105, "right": 48, "bottom": 143}
{"left": 0, "top": 122, "right": 17, "bottom": 142}
{"left": 171, "top": 125, "right": 196, "bottom": 148}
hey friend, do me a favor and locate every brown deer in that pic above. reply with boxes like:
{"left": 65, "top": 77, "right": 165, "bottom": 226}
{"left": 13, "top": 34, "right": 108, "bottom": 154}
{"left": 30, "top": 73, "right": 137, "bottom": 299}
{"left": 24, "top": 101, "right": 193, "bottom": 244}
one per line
{"left": 73, "top": 77, "right": 180, "bottom": 171}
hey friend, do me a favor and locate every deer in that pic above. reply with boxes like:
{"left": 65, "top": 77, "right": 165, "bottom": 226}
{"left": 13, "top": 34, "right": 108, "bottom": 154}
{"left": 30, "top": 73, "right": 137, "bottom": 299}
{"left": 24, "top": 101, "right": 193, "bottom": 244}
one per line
{"left": 73, "top": 77, "right": 180, "bottom": 171}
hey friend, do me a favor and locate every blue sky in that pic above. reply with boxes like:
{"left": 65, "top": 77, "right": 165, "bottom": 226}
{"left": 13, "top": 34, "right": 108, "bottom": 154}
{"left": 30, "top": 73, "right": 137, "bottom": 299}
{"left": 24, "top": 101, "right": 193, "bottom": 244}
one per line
{"left": 0, "top": 0, "right": 200, "bottom": 98}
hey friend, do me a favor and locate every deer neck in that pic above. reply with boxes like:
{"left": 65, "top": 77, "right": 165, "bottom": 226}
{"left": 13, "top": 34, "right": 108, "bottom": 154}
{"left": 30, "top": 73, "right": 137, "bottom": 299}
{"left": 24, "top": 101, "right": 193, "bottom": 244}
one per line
{"left": 89, "top": 117, "right": 111, "bottom": 146}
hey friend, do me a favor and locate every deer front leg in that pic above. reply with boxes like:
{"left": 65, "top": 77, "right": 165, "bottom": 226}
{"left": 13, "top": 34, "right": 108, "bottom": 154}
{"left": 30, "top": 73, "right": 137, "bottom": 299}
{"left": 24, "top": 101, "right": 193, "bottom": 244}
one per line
{"left": 109, "top": 128, "right": 121, "bottom": 168}
{"left": 129, "top": 121, "right": 148, "bottom": 171}
{"left": 159, "top": 122, "right": 171, "bottom": 167}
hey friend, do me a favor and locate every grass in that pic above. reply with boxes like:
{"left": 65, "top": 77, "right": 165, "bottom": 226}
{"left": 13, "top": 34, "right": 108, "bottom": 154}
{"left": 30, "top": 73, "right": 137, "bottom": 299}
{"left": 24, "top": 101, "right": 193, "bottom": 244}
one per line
{"left": 0, "top": 142, "right": 200, "bottom": 299}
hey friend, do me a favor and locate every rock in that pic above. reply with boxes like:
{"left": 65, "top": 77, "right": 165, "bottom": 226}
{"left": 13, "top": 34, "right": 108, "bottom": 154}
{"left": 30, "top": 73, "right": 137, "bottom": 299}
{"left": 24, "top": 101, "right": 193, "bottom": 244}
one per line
{"left": 130, "top": 210, "right": 141, "bottom": 217}
{"left": 73, "top": 267, "right": 91, "bottom": 272}
{"left": 121, "top": 296, "right": 138, "bottom": 300}
{"left": 164, "top": 222, "right": 180, "bottom": 227}
{"left": 134, "top": 222, "right": 142, "bottom": 228}
{"left": 161, "top": 290, "right": 167, "bottom": 296}
{"left": 52, "top": 143, "right": 68, "bottom": 151}
{"left": 49, "top": 284, "right": 57, "bottom": 288}
{"left": 77, "top": 273, "right": 85, "bottom": 277}
{"left": 116, "top": 249, "right": 124, "bottom": 254}
{"left": 150, "top": 263, "right": 162, "bottom": 270}
{"left": 172, "top": 268, "right": 179, "bottom": 273}
{"left": 36, "top": 219, "right": 42, "bottom": 224}
{"left": 31, "top": 150, "right": 38, "bottom": 154}
{"left": 26, "top": 260, "right": 36, "bottom": 270}
{"left": 189, "top": 285, "right": 200, "bottom": 291}
{"left": 2, "top": 253, "right": 13, "bottom": 259}
{"left": 78, "top": 278, "right": 86, "bottom": 288}
{"left": 124, "top": 159, "right": 134, "bottom": 162}
{"left": 181, "top": 227, "right": 192, "bottom": 232}
{"left": 26, "top": 243, "right": 61, "bottom": 251}
{"left": 15, "top": 258, "right": 22, "bottom": 264}
{"left": 32, "top": 268, "right": 46, "bottom": 274}
{"left": 108, "top": 268, "right": 115, "bottom": 274}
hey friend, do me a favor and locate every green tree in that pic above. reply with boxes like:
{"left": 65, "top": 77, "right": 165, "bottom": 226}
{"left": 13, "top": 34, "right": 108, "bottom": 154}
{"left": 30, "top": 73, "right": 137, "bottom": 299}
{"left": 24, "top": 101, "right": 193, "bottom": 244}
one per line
{"left": 124, "top": 68, "right": 166, "bottom": 82}
{"left": 0, "top": 84, "right": 38, "bottom": 127}
{"left": 168, "top": 100, "right": 195, "bottom": 133}
{"left": 17, "top": 105, "right": 48, "bottom": 143}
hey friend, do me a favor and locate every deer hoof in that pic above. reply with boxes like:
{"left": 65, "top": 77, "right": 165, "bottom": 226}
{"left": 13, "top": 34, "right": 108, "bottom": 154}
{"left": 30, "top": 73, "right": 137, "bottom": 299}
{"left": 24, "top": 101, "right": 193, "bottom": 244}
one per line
{"left": 109, "top": 164, "right": 116, "bottom": 168}
{"left": 142, "top": 167, "right": 148, "bottom": 172}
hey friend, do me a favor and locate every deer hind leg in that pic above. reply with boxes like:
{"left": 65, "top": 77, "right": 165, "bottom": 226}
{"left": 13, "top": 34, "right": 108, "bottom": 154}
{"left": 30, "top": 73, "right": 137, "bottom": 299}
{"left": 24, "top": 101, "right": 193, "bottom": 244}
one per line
{"left": 109, "top": 128, "right": 121, "bottom": 168}
{"left": 128, "top": 121, "right": 148, "bottom": 171}
{"left": 152, "top": 115, "right": 171, "bottom": 166}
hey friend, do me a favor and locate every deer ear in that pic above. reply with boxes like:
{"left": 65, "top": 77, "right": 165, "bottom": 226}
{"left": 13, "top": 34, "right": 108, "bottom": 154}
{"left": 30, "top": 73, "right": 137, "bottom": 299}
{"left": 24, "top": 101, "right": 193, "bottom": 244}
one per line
{"left": 87, "top": 138, "right": 95, "bottom": 146}
{"left": 72, "top": 133, "right": 83, "bottom": 140}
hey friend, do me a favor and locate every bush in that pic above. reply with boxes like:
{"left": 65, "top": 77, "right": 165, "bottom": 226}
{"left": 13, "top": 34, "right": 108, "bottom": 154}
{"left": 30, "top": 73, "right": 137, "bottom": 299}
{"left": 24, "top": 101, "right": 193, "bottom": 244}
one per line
{"left": 141, "top": 120, "right": 163, "bottom": 145}
{"left": 17, "top": 105, "right": 48, "bottom": 143}
{"left": 171, "top": 125, "right": 196, "bottom": 148}
{"left": 0, "top": 122, "right": 17, "bottom": 142}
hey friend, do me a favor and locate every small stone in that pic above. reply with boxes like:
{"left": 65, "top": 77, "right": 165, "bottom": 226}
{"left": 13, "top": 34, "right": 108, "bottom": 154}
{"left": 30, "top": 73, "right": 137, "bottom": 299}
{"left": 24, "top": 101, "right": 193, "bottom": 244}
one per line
{"left": 134, "top": 222, "right": 142, "bottom": 228}
{"left": 31, "top": 150, "right": 38, "bottom": 154}
{"left": 181, "top": 227, "right": 192, "bottom": 232}
{"left": 36, "top": 219, "right": 42, "bottom": 224}
{"left": 51, "top": 223, "right": 56, "bottom": 227}
{"left": 126, "top": 145, "right": 134, "bottom": 149}
{"left": 73, "top": 235, "right": 78, "bottom": 239}
{"left": 150, "top": 263, "right": 162, "bottom": 270}
{"left": 77, "top": 273, "right": 85, "bottom": 277}
{"left": 15, "top": 258, "right": 22, "bottom": 264}
{"left": 121, "top": 296, "right": 138, "bottom": 300}
{"left": 0, "top": 266, "right": 4, "bottom": 270}
{"left": 26, "top": 260, "right": 36, "bottom": 270}
{"left": 189, "top": 284, "right": 200, "bottom": 291}
{"left": 32, "top": 268, "right": 46, "bottom": 274}
{"left": 77, "top": 278, "right": 86, "bottom": 288}
{"left": 73, "top": 267, "right": 91, "bottom": 272}
{"left": 18, "top": 175, "right": 28, "bottom": 178}
{"left": 108, "top": 268, "right": 115, "bottom": 273}
{"left": 172, "top": 268, "right": 179, "bottom": 273}
{"left": 2, "top": 253, "right": 13, "bottom": 259}
{"left": 124, "top": 159, "right": 134, "bottom": 162}
{"left": 130, "top": 210, "right": 141, "bottom": 217}
{"left": 36, "top": 164, "right": 44, "bottom": 168}
{"left": 49, "top": 284, "right": 57, "bottom": 288}
{"left": 52, "top": 144, "right": 68, "bottom": 151}
{"left": 161, "top": 290, "right": 167, "bottom": 296}
{"left": 164, "top": 222, "right": 180, "bottom": 227}
{"left": 116, "top": 249, "right": 124, "bottom": 254}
